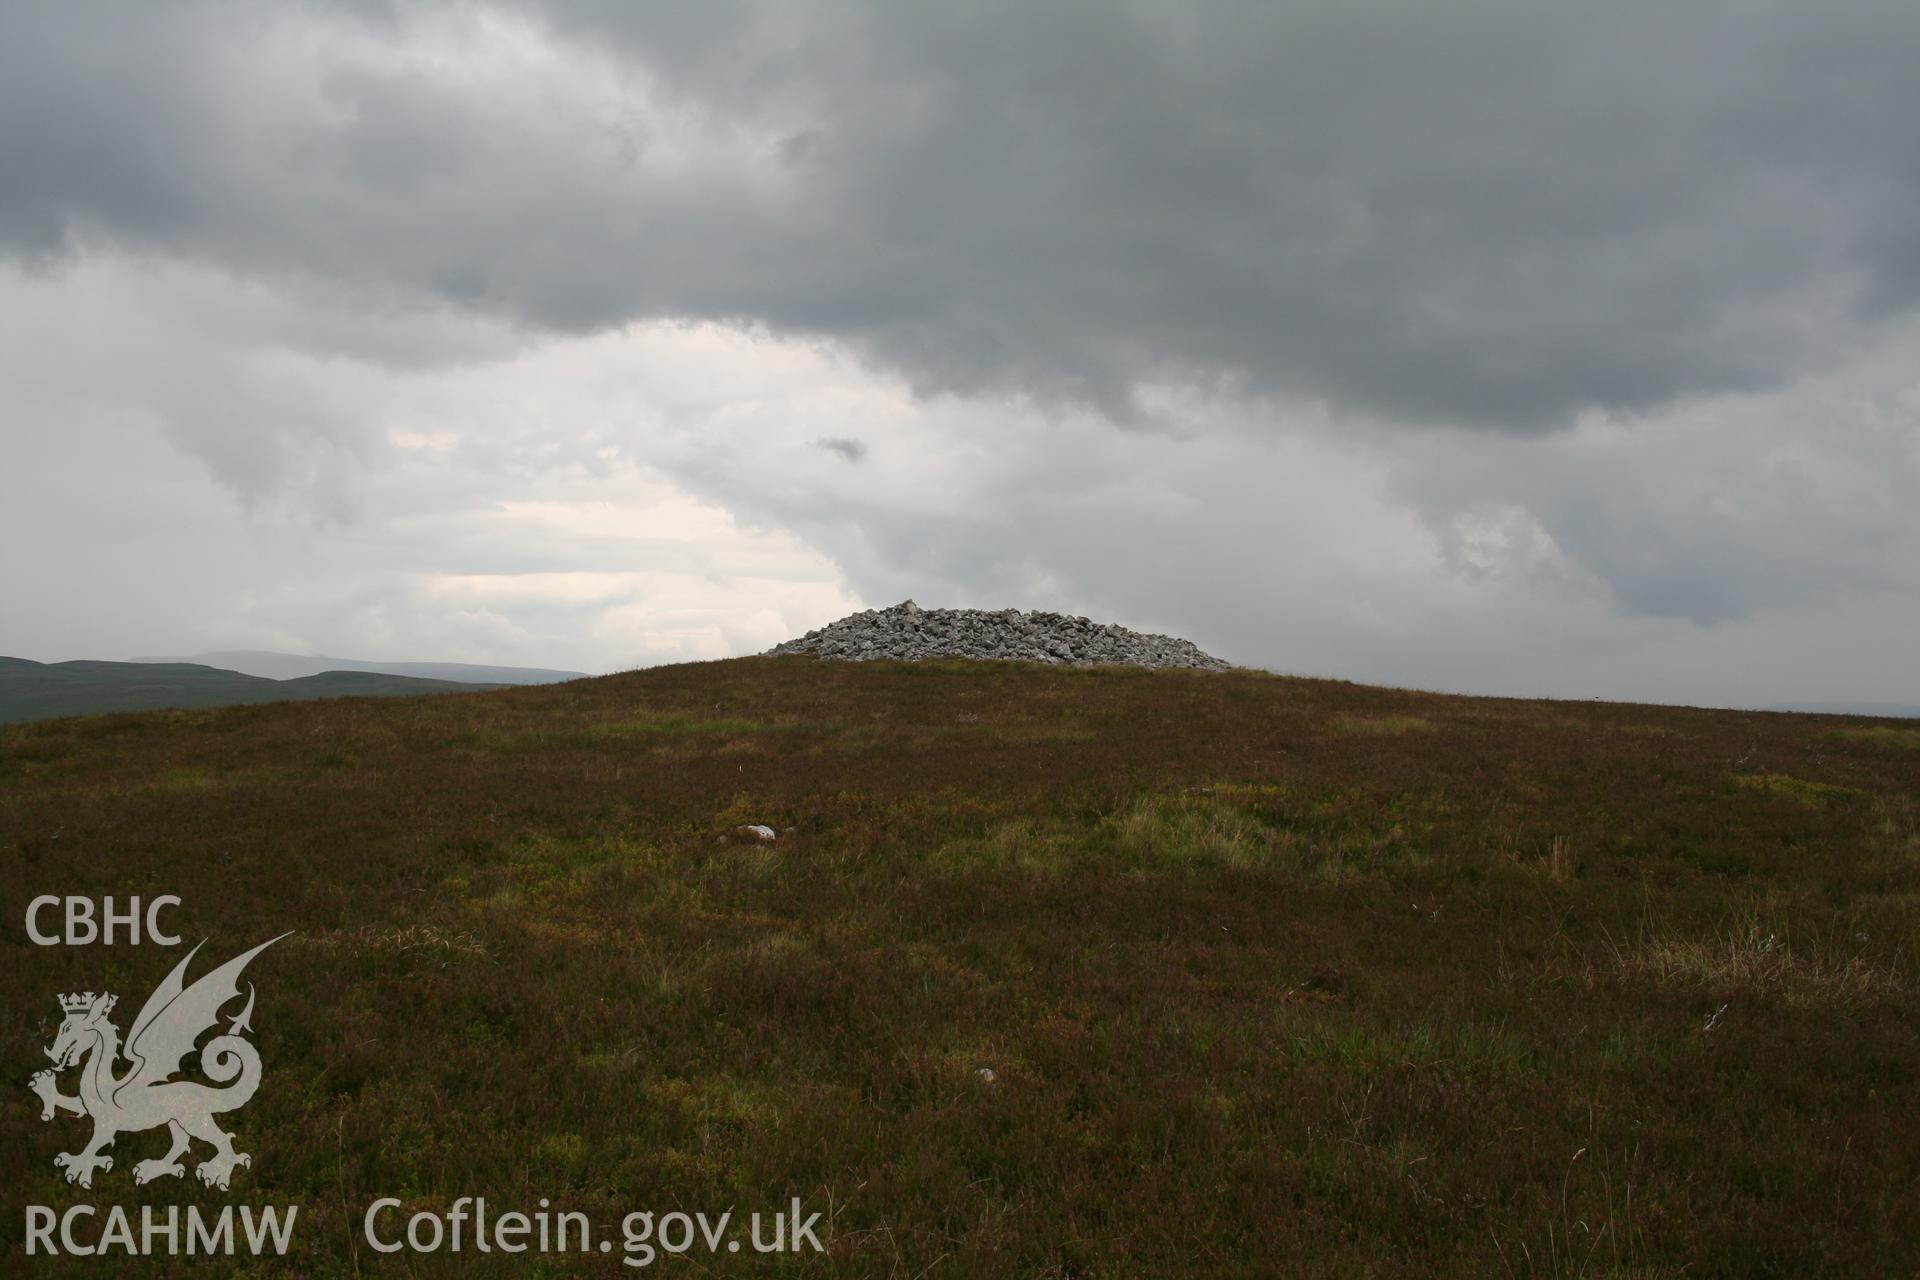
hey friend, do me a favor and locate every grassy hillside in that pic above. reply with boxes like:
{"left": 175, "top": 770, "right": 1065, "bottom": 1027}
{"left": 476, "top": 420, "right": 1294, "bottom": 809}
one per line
{"left": 2, "top": 657, "right": 1916, "bottom": 1276}
{"left": 0, "top": 657, "right": 506, "bottom": 724}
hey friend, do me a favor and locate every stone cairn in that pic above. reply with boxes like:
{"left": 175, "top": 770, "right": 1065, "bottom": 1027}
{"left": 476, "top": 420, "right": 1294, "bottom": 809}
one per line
{"left": 766, "top": 600, "right": 1230, "bottom": 670}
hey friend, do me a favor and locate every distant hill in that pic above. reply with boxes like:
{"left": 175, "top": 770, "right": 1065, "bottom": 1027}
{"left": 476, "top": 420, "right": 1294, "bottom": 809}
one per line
{"left": 1765, "top": 700, "right": 1920, "bottom": 719}
{"left": 131, "top": 650, "right": 587, "bottom": 685}
{"left": 0, "top": 657, "right": 503, "bottom": 724}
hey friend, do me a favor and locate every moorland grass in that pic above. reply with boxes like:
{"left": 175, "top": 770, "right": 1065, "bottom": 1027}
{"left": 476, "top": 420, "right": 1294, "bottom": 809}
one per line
{"left": 1, "top": 657, "right": 1917, "bottom": 1276}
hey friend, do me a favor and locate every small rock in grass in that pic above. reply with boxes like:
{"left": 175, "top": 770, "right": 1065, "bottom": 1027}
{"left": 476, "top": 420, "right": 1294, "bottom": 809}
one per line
{"left": 734, "top": 824, "right": 777, "bottom": 842}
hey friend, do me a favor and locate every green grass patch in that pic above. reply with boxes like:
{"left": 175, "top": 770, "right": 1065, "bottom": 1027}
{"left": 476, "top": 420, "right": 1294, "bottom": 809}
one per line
{"left": 1834, "top": 725, "right": 1920, "bottom": 750}
{"left": 1732, "top": 771, "right": 1863, "bottom": 807}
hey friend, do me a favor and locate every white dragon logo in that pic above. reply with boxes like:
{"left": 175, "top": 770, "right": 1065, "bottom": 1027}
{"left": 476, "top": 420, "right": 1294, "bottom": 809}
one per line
{"left": 28, "top": 934, "right": 288, "bottom": 1191}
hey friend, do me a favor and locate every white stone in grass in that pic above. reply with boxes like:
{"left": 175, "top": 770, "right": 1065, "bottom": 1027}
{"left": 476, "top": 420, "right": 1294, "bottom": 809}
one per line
{"left": 734, "top": 824, "right": 777, "bottom": 842}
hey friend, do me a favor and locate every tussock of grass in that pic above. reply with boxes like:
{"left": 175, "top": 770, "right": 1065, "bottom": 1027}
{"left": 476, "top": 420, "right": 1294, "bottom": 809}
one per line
{"left": 932, "top": 817, "right": 1080, "bottom": 877}
{"left": 1112, "top": 794, "right": 1289, "bottom": 871}
{"left": 1614, "top": 920, "right": 1905, "bottom": 1007}
{"left": 1108, "top": 791, "right": 1438, "bottom": 881}
{"left": 1332, "top": 714, "right": 1436, "bottom": 735}
{"left": 300, "top": 923, "right": 489, "bottom": 957}
{"left": 1518, "top": 833, "right": 1582, "bottom": 883}
{"left": 1878, "top": 794, "right": 1919, "bottom": 853}
{"left": 988, "top": 722, "right": 1099, "bottom": 745}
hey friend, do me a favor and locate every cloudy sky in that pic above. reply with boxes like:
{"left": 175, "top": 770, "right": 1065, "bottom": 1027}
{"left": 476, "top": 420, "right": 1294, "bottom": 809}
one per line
{"left": 3, "top": 1, "right": 1918, "bottom": 709}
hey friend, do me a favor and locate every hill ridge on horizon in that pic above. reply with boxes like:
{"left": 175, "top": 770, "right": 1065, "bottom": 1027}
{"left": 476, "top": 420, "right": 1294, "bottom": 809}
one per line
{"left": 0, "top": 655, "right": 510, "bottom": 724}
{"left": 130, "top": 649, "right": 587, "bottom": 686}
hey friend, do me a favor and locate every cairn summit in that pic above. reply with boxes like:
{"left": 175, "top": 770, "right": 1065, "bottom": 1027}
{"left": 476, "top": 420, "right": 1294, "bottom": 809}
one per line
{"left": 767, "top": 601, "right": 1229, "bottom": 670}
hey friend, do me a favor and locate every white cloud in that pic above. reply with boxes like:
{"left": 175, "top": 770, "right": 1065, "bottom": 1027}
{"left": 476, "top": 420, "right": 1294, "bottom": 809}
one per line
{"left": 3, "top": 239, "right": 1917, "bottom": 709}
{"left": 0, "top": 254, "right": 862, "bottom": 671}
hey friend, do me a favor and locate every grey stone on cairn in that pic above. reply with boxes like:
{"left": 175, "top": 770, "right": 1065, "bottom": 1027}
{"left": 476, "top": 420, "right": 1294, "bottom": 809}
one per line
{"left": 766, "top": 600, "right": 1230, "bottom": 671}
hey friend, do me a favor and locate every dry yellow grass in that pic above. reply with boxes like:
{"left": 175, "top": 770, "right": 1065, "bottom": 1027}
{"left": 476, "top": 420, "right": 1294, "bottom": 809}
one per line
{"left": 1614, "top": 918, "right": 1906, "bottom": 1008}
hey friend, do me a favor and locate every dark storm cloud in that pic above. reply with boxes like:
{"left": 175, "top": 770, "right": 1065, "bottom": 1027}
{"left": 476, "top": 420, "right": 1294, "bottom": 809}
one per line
{"left": 811, "top": 436, "right": 868, "bottom": 463}
{"left": 5, "top": 1, "right": 1920, "bottom": 427}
